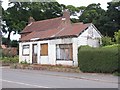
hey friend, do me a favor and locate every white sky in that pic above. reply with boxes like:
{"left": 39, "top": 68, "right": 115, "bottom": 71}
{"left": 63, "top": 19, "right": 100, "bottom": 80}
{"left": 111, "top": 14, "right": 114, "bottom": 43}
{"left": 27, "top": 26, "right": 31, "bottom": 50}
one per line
{"left": 2, "top": 0, "right": 112, "bottom": 10}
{"left": 1, "top": 0, "right": 112, "bottom": 40}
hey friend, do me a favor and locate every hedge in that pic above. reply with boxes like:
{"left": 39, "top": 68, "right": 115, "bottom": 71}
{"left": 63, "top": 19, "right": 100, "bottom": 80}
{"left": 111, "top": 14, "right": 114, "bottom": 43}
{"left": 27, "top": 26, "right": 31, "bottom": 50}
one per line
{"left": 78, "top": 45, "right": 119, "bottom": 73}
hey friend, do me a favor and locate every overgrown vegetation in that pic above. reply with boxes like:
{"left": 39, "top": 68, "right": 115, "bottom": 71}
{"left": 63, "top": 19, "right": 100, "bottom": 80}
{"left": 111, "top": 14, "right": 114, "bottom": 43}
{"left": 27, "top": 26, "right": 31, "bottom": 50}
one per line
{"left": 20, "top": 60, "right": 29, "bottom": 64}
{"left": 78, "top": 45, "right": 119, "bottom": 73}
{"left": 1, "top": 56, "right": 19, "bottom": 64}
{"left": 114, "top": 30, "right": 120, "bottom": 44}
{"left": 101, "top": 36, "right": 114, "bottom": 46}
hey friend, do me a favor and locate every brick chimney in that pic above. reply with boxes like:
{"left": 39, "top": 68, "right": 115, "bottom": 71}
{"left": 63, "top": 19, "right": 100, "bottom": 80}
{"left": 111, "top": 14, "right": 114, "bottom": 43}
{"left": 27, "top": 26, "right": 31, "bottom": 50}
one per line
{"left": 28, "top": 16, "right": 35, "bottom": 24}
{"left": 62, "top": 9, "right": 70, "bottom": 24}
{"left": 57, "top": 10, "right": 71, "bottom": 30}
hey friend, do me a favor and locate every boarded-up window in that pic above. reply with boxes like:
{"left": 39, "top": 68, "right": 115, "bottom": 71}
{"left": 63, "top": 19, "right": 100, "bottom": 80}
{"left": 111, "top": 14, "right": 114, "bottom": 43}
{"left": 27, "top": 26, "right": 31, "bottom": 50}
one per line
{"left": 22, "top": 45, "right": 30, "bottom": 55}
{"left": 40, "top": 43, "right": 48, "bottom": 56}
{"left": 56, "top": 44, "right": 73, "bottom": 60}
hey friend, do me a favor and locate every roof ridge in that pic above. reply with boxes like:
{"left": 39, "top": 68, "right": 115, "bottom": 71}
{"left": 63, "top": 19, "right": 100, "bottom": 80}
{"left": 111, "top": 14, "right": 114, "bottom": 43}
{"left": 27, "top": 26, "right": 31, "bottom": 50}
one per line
{"left": 33, "top": 17, "right": 62, "bottom": 24}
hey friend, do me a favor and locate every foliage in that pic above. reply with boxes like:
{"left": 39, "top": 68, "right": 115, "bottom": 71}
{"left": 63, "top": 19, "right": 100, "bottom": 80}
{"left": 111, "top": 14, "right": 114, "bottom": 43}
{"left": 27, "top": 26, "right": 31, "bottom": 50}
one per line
{"left": 97, "top": 1, "right": 120, "bottom": 37}
{"left": 20, "top": 60, "right": 28, "bottom": 64}
{"left": 2, "top": 37, "right": 18, "bottom": 47}
{"left": 1, "top": 56, "right": 19, "bottom": 63}
{"left": 66, "top": 5, "right": 86, "bottom": 15}
{"left": 101, "top": 36, "right": 114, "bottom": 46}
{"left": 114, "top": 30, "right": 120, "bottom": 44}
{"left": 2, "top": 2, "right": 65, "bottom": 46}
{"left": 2, "top": 1, "right": 120, "bottom": 44}
{"left": 66, "top": 5, "right": 86, "bottom": 23}
{"left": 2, "top": 37, "right": 7, "bottom": 45}
{"left": 78, "top": 1, "right": 120, "bottom": 37}
{"left": 78, "top": 45, "right": 119, "bottom": 73}
{"left": 79, "top": 3, "right": 105, "bottom": 23}
{"left": 113, "top": 72, "right": 120, "bottom": 76}
{"left": 10, "top": 40, "right": 19, "bottom": 47}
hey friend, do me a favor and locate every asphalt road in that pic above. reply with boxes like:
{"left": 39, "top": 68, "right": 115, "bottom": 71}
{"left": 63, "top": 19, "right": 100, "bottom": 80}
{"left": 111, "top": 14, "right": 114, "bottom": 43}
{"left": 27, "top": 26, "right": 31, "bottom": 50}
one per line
{"left": 1, "top": 67, "right": 118, "bottom": 88}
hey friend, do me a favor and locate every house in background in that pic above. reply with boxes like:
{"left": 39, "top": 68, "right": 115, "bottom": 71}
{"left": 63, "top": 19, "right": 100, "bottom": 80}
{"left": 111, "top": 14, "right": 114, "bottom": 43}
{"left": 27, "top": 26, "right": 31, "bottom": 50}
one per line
{"left": 19, "top": 10, "right": 102, "bottom": 66}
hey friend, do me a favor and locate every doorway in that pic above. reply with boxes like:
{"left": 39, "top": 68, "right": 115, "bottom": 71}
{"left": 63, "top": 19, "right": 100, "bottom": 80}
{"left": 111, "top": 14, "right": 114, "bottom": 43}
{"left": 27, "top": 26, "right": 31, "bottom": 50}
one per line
{"left": 32, "top": 44, "right": 38, "bottom": 64}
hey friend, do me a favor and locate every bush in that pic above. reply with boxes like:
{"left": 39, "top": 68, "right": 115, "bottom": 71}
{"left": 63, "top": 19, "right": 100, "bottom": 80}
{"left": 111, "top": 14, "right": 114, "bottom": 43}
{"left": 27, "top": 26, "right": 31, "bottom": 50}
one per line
{"left": 78, "top": 45, "right": 119, "bottom": 73}
{"left": 1, "top": 56, "right": 19, "bottom": 63}
{"left": 114, "top": 30, "right": 120, "bottom": 44}
{"left": 102, "top": 36, "right": 114, "bottom": 46}
{"left": 20, "top": 60, "right": 28, "bottom": 64}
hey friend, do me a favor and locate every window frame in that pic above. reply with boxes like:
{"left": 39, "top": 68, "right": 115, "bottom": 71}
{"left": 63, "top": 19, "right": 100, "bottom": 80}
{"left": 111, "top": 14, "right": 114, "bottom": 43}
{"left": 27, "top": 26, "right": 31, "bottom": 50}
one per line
{"left": 22, "top": 44, "right": 30, "bottom": 56}
{"left": 56, "top": 44, "right": 73, "bottom": 61}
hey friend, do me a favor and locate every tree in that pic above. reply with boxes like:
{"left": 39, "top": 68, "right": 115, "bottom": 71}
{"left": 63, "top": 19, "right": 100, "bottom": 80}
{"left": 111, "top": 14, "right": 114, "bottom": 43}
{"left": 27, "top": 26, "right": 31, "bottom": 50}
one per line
{"left": 94, "top": 1, "right": 120, "bottom": 37}
{"left": 79, "top": 2, "right": 120, "bottom": 37}
{"left": 2, "top": 1, "right": 65, "bottom": 47}
{"left": 79, "top": 3, "right": 105, "bottom": 23}
{"left": 78, "top": 3, "right": 106, "bottom": 36}
{"left": 105, "top": 1, "right": 120, "bottom": 37}
{"left": 2, "top": 37, "right": 19, "bottom": 47}
{"left": 66, "top": 5, "right": 86, "bottom": 23}
{"left": 10, "top": 40, "right": 19, "bottom": 47}
{"left": 2, "top": 37, "right": 7, "bottom": 45}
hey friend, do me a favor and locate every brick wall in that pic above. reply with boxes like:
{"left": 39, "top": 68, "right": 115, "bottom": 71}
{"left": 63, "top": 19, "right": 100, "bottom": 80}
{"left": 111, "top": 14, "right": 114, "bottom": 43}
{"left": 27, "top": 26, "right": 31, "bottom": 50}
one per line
{"left": 2, "top": 47, "right": 18, "bottom": 57}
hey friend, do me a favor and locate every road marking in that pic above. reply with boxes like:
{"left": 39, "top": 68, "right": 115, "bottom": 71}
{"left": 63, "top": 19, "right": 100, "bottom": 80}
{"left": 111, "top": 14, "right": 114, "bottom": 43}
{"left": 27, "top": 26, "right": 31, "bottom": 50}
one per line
{"left": 0, "top": 79, "right": 50, "bottom": 88}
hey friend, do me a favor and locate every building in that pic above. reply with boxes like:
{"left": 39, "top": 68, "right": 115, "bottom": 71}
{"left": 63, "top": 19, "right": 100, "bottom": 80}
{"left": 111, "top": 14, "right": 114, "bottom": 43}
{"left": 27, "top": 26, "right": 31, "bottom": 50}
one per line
{"left": 19, "top": 10, "right": 102, "bottom": 66}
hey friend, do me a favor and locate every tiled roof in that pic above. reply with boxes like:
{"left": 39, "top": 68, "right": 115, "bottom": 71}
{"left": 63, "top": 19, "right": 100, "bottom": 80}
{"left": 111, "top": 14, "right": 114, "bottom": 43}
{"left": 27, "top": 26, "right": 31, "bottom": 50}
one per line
{"left": 20, "top": 22, "right": 90, "bottom": 41}
{"left": 21, "top": 17, "right": 62, "bottom": 33}
{"left": 20, "top": 10, "right": 91, "bottom": 41}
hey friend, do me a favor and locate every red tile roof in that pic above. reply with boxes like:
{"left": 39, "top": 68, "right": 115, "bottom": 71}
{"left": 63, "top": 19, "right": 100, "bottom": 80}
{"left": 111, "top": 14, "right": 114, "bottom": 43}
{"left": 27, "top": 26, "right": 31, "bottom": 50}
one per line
{"left": 21, "top": 17, "right": 62, "bottom": 33}
{"left": 20, "top": 10, "right": 92, "bottom": 41}
{"left": 20, "top": 21, "right": 91, "bottom": 41}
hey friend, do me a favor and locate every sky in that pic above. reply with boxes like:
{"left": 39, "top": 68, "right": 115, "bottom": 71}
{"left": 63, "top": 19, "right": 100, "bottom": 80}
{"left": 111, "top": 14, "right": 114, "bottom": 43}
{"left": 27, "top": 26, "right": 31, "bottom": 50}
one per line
{"left": 1, "top": 0, "right": 112, "bottom": 40}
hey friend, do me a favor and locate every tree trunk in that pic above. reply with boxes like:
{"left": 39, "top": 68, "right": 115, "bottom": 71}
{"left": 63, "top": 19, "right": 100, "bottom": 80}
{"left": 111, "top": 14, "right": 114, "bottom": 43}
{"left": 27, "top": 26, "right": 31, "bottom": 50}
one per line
{"left": 7, "top": 31, "right": 12, "bottom": 47}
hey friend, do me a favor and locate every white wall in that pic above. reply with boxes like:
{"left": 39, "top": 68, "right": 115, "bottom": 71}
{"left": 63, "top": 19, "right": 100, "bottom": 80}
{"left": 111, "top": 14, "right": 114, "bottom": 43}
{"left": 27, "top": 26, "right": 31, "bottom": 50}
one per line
{"left": 19, "top": 37, "right": 78, "bottom": 66}
{"left": 77, "top": 29, "right": 88, "bottom": 47}
{"left": 77, "top": 24, "right": 102, "bottom": 48}
{"left": 19, "top": 42, "right": 32, "bottom": 63}
{"left": 49, "top": 38, "right": 78, "bottom": 66}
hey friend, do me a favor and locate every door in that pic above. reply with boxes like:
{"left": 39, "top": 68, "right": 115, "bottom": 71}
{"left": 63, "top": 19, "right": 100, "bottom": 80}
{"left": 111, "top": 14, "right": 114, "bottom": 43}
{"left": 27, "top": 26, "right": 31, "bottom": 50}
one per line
{"left": 32, "top": 44, "right": 38, "bottom": 64}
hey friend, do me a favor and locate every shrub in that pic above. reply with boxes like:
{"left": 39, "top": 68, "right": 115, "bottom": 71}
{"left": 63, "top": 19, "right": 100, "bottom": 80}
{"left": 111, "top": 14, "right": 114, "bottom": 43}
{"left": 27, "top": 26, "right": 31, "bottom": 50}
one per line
{"left": 78, "top": 45, "right": 119, "bottom": 73}
{"left": 20, "top": 60, "right": 28, "bottom": 64}
{"left": 114, "top": 30, "right": 120, "bottom": 44}
{"left": 102, "top": 36, "right": 114, "bottom": 46}
{"left": 1, "top": 56, "right": 19, "bottom": 63}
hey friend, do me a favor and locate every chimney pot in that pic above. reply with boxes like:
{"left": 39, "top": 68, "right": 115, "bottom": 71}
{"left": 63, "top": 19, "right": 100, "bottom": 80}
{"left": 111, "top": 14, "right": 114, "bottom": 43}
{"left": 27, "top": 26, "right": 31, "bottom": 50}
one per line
{"left": 28, "top": 16, "right": 35, "bottom": 24}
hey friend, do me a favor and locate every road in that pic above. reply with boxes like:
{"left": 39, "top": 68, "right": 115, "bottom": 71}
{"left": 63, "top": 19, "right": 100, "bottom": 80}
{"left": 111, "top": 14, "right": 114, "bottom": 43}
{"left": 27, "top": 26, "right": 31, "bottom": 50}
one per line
{"left": 1, "top": 67, "right": 118, "bottom": 88}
